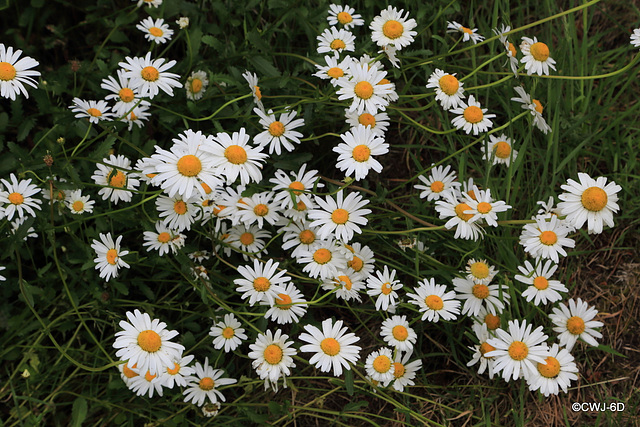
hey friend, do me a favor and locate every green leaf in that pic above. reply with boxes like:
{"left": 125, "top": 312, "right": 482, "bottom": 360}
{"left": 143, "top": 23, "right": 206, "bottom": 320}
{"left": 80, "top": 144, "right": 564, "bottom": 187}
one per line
{"left": 344, "top": 368, "right": 354, "bottom": 396}
{"left": 0, "top": 112, "right": 8, "bottom": 132}
{"left": 17, "top": 117, "right": 35, "bottom": 142}
{"left": 595, "top": 344, "right": 625, "bottom": 358}
{"left": 71, "top": 397, "right": 88, "bottom": 427}
{"left": 30, "top": 0, "right": 44, "bottom": 7}
{"left": 343, "top": 400, "right": 368, "bottom": 412}
{"left": 248, "top": 55, "right": 281, "bottom": 78}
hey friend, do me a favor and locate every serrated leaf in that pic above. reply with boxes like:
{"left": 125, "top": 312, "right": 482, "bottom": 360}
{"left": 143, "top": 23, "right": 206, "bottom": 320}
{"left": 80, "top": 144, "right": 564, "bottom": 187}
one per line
{"left": 8, "top": 141, "right": 29, "bottom": 161}
{"left": 17, "top": 117, "right": 35, "bottom": 141}
{"left": 71, "top": 397, "right": 88, "bottom": 427}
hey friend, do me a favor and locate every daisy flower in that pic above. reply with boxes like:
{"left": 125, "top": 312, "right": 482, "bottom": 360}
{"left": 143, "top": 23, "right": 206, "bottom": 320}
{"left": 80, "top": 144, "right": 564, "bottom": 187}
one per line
{"left": 463, "top": 187, "right": 512, "bottom": 227}
{"left": 296, "top": 239, "right": 347, "bottom": 279}
{"left": 137, "top": 17, "right": 174, "bottom": 44}
{"left": 379, "top": 44, "right": 400, "bottom": 68}
{"left": 235, "top": 191, "right": 281, "bottom": 228}
{"left": 366, "top": 265, "right": 402, "bottom": 311}
{"left": 316, "top": 27, "right": 356, "bottom": 54}
{"left": 92, "top": 154, "right": 139, "bottom": 205}
{"left": 119, "top": 52, "right": 181, "bottom": 99}
{"left": 520, "top": 36, "right": 556, "bottom": 76}
{"left": 515, "top": 259, "right": 567, "bottom": 305}
{"left": 453, "top": 276, "right": 509, "bottom": 316}
{"left": 390, "top": 351, "right": 422, "bottom": 392}
{"left": 493, "top": 24, "right": 519, "bottom": 77}
{"left": 159, "top": 354, "right": 195, "bottom": 389}
{"left": 511, "top": 86, "right": 552, "bottom": 134}
{"left": 209, "top": 313, "right": 248, "bottom": 353}
{"left": 313, "top": 54, "right": 353, "bottom": 86}
{"left": 380, "top": 315, "right": 417, "bottom": 352}
{"left": 370, "top": 6, "right": 418, "bottom": 50}
{"left": 467, "top": 322, "right": 498, "bottom": 379}
{"left": 465, "top": 258, "right": 498, "bottom": 285}
{"left": 406, "top": 278, "right": 460, "bottom": 322}
{"left": 113, "top": 309, "right": 185, "bottom": 376}
{"left": 519, "top": 216, "right": 575, "bottom": 263}
{"left": 118, "top": 361, "right": 140, "bottom": 387}
{"left": 321, "top": 270, "right": 365, "bottom": 302}
{"left": 202, "top": 403, "right": 220, "bottom": 418}
{"left": 336, "top": 62, "right": 393, "bottom": 115}
{"left": 270, "top": 164, "right": 323, "bottom": 211}
{"left": 631, "top": 28, "right": 640, "bottom": 48}
{"left": 261, "top": 282, "right": 308, "bottom": 325}
{"left": 527, "top": 343, "right": 579, "bottom": 396}
{"left": 447, "top": 21, "right": 485, "bottom": 44}
{"left": 65, "top": 190, "right": 94, "bottom": 215}
{"left": 345, "top": 109, "right": 389, "bottom": 137}
{"left": 364, "top": 347, "right": 395, "bottom": 384}
{"left": 142, "top": 221, "right": 185, "bottom": 256}
{"left": 91, "top": 233, "right": 130, "bottom": 282}
{"left": 299, "top": 318, "right": 361, "bottom": 377}
{"left": 281, "top": 220, "right": 320, "bottom": 258}
{"left": 474, "top": 306, "right": 502, "bottom": 332}
{"left": 0, "top": 44, "right": 40, "bottom": 100}
{"left": 309, "top": 190, "right": 371, "bottom": 243}
{"left": 481, "top": 134, "right": 518, "bottom": 166}
{"left": 557, "top": 172, "right": 621, "bottom": 235}
{"left": 485, "top": 319, "right": 550, "bottom": 382}
{"left": 334, "top": 124, "right": 389, "bottom": 181}
{"left": 226, "top": 223, "right": 271, "bottom": 261}
{"left": 327, "top": 4, "right": 364, "bottom": 29}
{"left": 0, "top": 173, "right": 42, "bottom": 220}
{"left": 253, "top": 107, "right": 305, "bottom": 155}
{"left": 101, "top": 69, "right": 145, "bottom": 118}
{"left": 69, "top": 98, "right": 112, "bottom": 124}
{"left": 434, "top": 190, "right": 484, "bottom": 240}
{"left": 156, "top": 194, "right": 200, "bottom": 232}
{"left": 145, "top": 129, "right": 220, "bottom": 199}
{"left": 235, "top": 258, "right": 290, "bottom": 306}
{"left": 211, "top": 183, "right": 247, "bottom": 225}
{"left": 549, "top": 298, "right": 603, "bottom": 351}
{"left": 450, "top": 95, "right": 496, "bottom": 135}
{"left": 185, "top": 70, "right": 209, "bottom": 101}
{"left": 426, "top": 69, "right": 465, "bottom": 111}
{"left": 183, "top": 358, "right": 237, "bottom": 407}
{"left": 414, "top": 164, "right": 461, "bottom": 202}
{"left": 135, "top": 0, "right": 162, "bottom": 7}
{"left": 342, "top": 242, "right": 375, "bottom": 276}
{"left": 241, "top": 71, "right": 264, "bottom": 112}
{"left": 248, "top": 329, "right": 297, "bottom": 392}
{"left": 176, "top": 17, "right": 189, "bottom": 29}
{"left": 129, "top": 370, "right": 164, "bottom": 398}
{"left": 10, "top": 216, "right": 37, "bottom": 240}
{"left": 203, "top": 128, "right": 268, "bottom": 186}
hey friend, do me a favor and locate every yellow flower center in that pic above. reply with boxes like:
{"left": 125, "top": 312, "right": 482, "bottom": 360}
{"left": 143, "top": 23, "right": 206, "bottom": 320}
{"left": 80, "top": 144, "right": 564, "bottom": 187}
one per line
{"left": 129, "top": 112, "right": 138, "bottom": 121}
{"left": 298, "top": 229, "right": 315, "bottom": 245}
{"left": 566, "top": 316, "right": 586, "bottom": 335}
{"left": 358, "top": 113, "right": 376, "bottom": 127}
{"left": 337, "top": 275, "right": 353, "bottom": 290}
{"left": 320, "top": 337, "right": 340, "bottom": 356}
{"left": 372, "top": 354, "right": 392, "bottom": 373}
{"left": 190, "top": 78, "right": 203, "bottom": 94}
{"left": 530, "top": 42, "right": 550, "bottom": 62}
{"left": 275, "top": 293, "right": 293, "bottom": 309}
{"left": 0, "top": 62, "right": 17, "bottom": 81}
{"left": 239, "top": 232, "right": 254, "bottom": 246}
{"left": 71, "top": 200, "right": 85, "bottom": 212}
{"left": 106, "top": 248, "right": 118, "bottom": 265}
{"left": 537, "top": 356, "right": 561, "bottom": 378}
{"left": 167, "top": 363, "right": 181, "bottom": 375}
{"left": 382, "top": 20, "right": 404, "bottom": 39}
{"left": 454, "top": 202, "right": 473, "bottom": 221}
{"left": 508, "top": 42, "right": 517, "bottom": 57}
{"left": 539, "top": 230, "right": 558, "bottom": 246}
{"left": 254, "top": 85, "right": 262, "bottom": 100}
{"left": 327, "top": 67, "right": 344, "bottom": 79}
{"left": 378, "top": 78, "right": 391, "bottom": 86}
{"left": 337, "top": 11, "right": 353, "bottom": 24}
{"left": 462, "top": 27, "right": 473, "bottom": 35}
{"left": 176, "top": 154, "right": 202, "bottom": 177}
{"left": 532, "top": 99, "right": 543, "bottom": 114}
{"left": 253, "top": 277, "right": 270, "bottom": 292}
{"left": 347, "top": 255, "right": 363, "bottom": 272}
{"left": 352, "top": 144, "right": 371, "bottom": 162}
{"left": 392, "top": 325, "right": 408, "bottom": 341}
{"left": 438, "top": 74, "right": 459, "bottom": 96}
{"left": 484, "top": 313, "right": 500, "bottom": 330}
{"left": 8, "top": 192, "right": 24, "bottom": 205}
{"left": 149, "top": 27, "right": 164, "bottom": 37}
{"left": 222, "top": 326, "right": 235, "bottom": 339}
{"left": 425, "top": 294, "right": 444, "bottom": 310}
{"left": 118, "top": 88, "right": 135, "bottom": 102}
{"left": 224, "top": 145, "right": 248, "bottom": 165}
{"left": 354, "top": 81, "right": 374, "bottom": 100}
{"left": 430, "top": 180, "right": 445, "bottom": 193}
{"left": 156, "top": 232, "right": 171, "bottom": 243}
{"left": 479, "top": 342, "right": 496, "bottom": 357}
{"left": 331, "top": 208, "right": 349, "bottom": 224}
{"left": 467, "top": 189, "right": 477, "bottom": 200}
{"left": 330, "top": 39, "right": 346, "bottom": 50}
{"left": 201, "top": 182, "right": 212, "bottom": 194}
{"left": 268, "top": 121, "right": 285, "bottom": 137}
{"left": 508, "top": 340, "right": 528, "bottom": 361}
{"left": 493, "top": 141, "right": 511, "bottom": 159}
{"left": 470, "top": 261, "right": 490, "bottom": 279}
{"left": 122, "top": 362, "right": 138, "bottom": 378}
{"left": 380, "top": 282, "right": 392, "bottom": 295}
{"left": 173, "top": 200, "right": 187, "bottom": 215}
{"left": 253, "top": 203, "right": 269, "bottom": 217}
{"left": 87, "top": 108, "right": 102, "bottom": 117}
{"left": 463, "top": 105, "right": 484, "bottom": 124}
{"left": 477, "top": 202, "right": 493, "bottom": 214}
{"left": 137, "top": 330, "right": 162, "bottom": 353}
{"left": 313, "top": 248, "right": 332, "bottom": 264}
{"left": 109, "top": 170, "right": 126, "bottom": 188}
{"left": 141, "top": 66, "right": 159, "bottom": 82}
{"left": 199, "top": 377, "right": 215, "bottom": 391}
{"left": 471, "top": 284, "right": 489, "bottom": 299}
{"left": 144, "top": 371, "right": 157, "bottom": 382}
{"left": 264, "top": 344, "right": 283, "bottom": 365}
{"left": 533, "top": 276, "right": 549, "bottom": 290}
{"left": 581, "top": 187, "right": 608, "bottom": 212}
{"left": 392, "top": 362, "right": 405, "bottom": 378}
